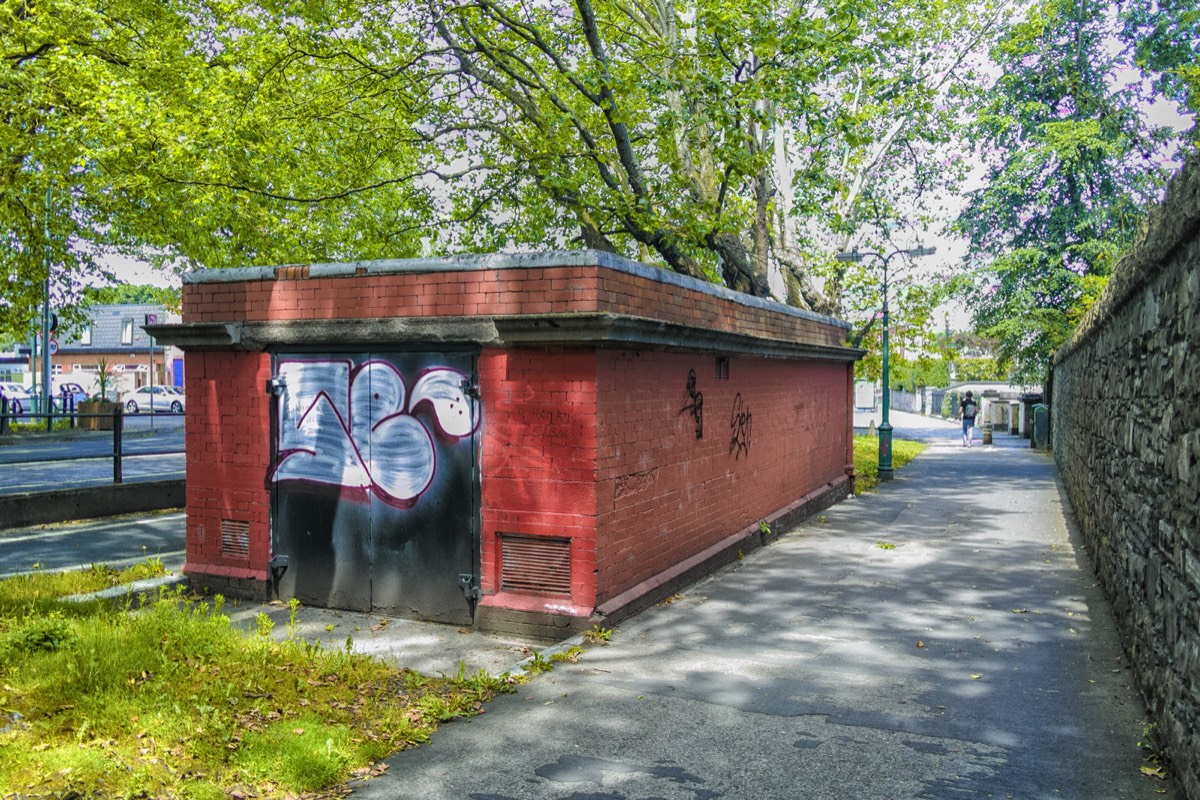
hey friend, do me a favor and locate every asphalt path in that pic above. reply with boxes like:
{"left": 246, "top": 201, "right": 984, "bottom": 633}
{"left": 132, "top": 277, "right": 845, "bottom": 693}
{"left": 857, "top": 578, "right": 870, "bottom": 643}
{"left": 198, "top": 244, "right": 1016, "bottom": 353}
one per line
{"left": 0, "top": 417, "right": 184, "bottom": 494}
{"left": 0, "top": 511, "right": 186, "bottom": 577}
{"left": 353, "top": 437, "right": 1174, "bottom": 800}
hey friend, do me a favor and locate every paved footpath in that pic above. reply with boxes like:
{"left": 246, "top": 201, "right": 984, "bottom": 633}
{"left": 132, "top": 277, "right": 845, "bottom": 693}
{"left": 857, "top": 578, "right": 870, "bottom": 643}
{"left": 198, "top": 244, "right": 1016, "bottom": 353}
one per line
{"left": 355, "top": 424, "right": 1177, "bottom": 800}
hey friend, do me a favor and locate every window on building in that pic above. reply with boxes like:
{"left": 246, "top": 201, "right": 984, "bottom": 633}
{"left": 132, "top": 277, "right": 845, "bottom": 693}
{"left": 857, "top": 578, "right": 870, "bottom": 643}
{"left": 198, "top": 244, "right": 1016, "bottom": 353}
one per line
{"left": 80, "top": 326, "right": 92, "bottom": 346}
{"left": 121, "top": 319, "right": 134, "bottom": 345}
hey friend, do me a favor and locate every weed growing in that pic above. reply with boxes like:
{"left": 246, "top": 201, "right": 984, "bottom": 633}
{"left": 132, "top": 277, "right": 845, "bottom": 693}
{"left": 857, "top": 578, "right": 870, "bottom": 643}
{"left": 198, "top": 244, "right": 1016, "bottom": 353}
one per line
{"left": 583, "top": 625, "right": 613, "bottom": 644}
{"left": 0, "top": 576, "right": 517, "bottom": 798}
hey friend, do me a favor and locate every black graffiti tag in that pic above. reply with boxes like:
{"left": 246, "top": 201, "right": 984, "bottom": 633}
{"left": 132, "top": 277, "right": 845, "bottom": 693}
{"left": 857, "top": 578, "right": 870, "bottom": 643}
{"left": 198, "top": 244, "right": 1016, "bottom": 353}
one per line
{"left": 680, "top": 369, "right": 704, "bottom": 439}
{"left": 729, "top": 393, "right": 752, "bottom": 459}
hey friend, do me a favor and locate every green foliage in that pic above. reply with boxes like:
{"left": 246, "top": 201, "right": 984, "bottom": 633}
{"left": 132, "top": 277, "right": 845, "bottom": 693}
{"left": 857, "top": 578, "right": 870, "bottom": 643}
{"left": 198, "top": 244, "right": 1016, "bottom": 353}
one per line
{"left": 1121, "top": 0, "right": 1200, "bottom": 120}
{"left": 1, "top": 0, "right": 1009, "bottom": 341}
{"left": 234, "top": 714, "right": 354, "bottom": 792}
{"left": 584, "top": 625, "right": 614, "bottom": 644}
{"left": 858, "top": 353, "right": 1005, "bottom": 391}
{"left": 83, "top": 284, "right": 181, "bottom": 312}
{"left": 549, "top": 646, "right": 584, "bottom": 664}
{"left": 954, "top": 0, "right": 1178, "bottom": 381}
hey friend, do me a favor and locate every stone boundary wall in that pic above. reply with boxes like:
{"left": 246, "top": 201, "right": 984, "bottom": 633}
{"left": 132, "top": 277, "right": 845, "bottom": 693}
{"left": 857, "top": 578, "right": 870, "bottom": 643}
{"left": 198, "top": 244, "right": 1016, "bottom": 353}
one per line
{"left": 1052, "top": 155, "right": 1200, "bottom": 800}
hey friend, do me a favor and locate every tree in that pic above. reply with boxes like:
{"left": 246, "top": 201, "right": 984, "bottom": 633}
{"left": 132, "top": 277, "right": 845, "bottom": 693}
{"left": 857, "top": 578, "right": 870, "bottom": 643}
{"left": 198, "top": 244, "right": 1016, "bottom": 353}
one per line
{"left": 83, "top": 284, "right": 181, "bottom": 310}
{"left": 954, "top": 0, "right": 1176, "bottom": 382}
{"left": 774, "top": 0, "right": 1011, "bottom": 314}
{"left": 1121, "top": 0, "right": 1200, "bottom": 124}
{"left": 3, "top": 0, "right": 1001, "bottom": 343}
{"left": 1, "top": 0, "right": 436, "bottom": 340}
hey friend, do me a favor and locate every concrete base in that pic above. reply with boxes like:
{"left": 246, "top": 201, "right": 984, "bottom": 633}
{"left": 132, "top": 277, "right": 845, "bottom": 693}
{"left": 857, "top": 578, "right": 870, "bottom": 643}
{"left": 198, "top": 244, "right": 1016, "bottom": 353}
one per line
{"left": 0, "top": 479, "right": 185, "bottom": 530}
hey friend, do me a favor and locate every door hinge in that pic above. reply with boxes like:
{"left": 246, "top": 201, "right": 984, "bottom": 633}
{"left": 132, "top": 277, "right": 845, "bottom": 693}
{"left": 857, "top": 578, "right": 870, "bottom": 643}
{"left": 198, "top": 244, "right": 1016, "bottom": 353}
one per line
{"left": 459, "top": 376, "right": 480, "bottom": 400}
{"left": 457, "top": 573, "right": 479, "bottom": 600}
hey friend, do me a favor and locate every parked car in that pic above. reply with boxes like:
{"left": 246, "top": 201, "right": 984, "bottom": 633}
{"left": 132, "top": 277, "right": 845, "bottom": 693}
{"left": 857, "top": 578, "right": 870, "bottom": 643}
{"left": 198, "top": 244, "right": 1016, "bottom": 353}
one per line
{"left": 122, "top": 385, "right": 186, "bottom": 414}
{"left": 0, "top": 383, "right": 31, "bottom": 417}
{"left": 54, "top": 381, "right": 90, "bottom": 409}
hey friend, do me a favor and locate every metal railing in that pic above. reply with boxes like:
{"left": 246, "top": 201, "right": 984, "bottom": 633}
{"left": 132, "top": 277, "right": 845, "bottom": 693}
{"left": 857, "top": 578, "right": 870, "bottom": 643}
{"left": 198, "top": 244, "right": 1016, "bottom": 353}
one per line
{"left": 0, "top": 397, "right": 184, "bottom": 486}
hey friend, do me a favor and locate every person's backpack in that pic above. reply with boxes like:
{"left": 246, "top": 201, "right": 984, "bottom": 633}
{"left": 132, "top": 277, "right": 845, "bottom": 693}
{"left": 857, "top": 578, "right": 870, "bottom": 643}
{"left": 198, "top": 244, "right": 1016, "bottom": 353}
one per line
{"left": 964, "top": 400, "right": 977, "bottom": 418}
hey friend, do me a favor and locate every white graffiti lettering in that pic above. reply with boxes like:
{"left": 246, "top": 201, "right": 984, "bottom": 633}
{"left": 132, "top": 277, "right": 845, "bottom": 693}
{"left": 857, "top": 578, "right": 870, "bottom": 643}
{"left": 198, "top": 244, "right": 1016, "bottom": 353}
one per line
{"left": 271, "top": 358, "right": 478, "bottom": 507}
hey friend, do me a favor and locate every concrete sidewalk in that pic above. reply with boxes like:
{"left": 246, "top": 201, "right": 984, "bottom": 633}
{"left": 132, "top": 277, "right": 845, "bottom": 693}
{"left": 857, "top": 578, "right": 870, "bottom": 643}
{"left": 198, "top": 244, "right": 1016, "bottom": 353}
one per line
{"left": 350, "top": 439, "right": 1176, "bottom": 799}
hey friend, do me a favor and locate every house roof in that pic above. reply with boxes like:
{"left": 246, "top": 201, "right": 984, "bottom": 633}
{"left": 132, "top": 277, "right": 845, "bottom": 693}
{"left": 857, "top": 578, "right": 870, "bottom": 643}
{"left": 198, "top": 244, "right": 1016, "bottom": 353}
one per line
{"left": 56, "top": 304, "right": 178, "bottom": 355}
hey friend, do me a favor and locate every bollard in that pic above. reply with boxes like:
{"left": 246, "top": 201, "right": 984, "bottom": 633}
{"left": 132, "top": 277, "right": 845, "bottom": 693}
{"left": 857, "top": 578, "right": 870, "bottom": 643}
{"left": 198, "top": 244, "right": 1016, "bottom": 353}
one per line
{"left": 113, "top": 405, "right": 124, "bottom": 484}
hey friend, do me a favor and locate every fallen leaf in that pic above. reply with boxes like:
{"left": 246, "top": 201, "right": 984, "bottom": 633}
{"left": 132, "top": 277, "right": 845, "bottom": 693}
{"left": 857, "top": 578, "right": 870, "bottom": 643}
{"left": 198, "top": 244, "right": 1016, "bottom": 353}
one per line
{"left": 970, "top": 674, "right": 982, "bottom": 680}
{"left": 293, "top": 728, "right": 305, "bottom": 736}
{"left": 916, "top": 641, "right": 925, "bottom": 648}
{"left": 1140, "top": 766, "right": 1166, "bottom": 779}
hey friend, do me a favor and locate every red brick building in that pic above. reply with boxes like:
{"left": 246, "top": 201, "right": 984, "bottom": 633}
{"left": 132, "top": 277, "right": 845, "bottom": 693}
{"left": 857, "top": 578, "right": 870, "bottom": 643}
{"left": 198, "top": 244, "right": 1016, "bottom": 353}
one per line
{"left": 154, "top": 252, "right": 861, "bottom": 636}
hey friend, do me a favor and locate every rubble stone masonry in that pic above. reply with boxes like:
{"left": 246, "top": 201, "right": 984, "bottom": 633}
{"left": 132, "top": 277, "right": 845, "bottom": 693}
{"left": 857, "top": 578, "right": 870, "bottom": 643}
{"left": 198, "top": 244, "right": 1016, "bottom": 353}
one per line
{"left": 1053, "top": 155, "right": 1200, "bottom": 800}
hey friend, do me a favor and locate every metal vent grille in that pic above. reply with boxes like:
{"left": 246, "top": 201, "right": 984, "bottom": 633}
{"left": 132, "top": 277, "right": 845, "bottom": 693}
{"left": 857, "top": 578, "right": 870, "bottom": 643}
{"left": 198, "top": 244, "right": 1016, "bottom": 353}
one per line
{"left": 221, "top": 519, "right": 251, "bottom": 558}
{"left": 501, "top": 535, "right": 571, "bottom": 596}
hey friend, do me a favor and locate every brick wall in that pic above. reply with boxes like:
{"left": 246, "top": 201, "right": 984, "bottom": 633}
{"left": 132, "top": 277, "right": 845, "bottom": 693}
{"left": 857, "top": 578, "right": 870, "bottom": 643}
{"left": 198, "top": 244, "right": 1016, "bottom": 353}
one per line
{"left": 183, "top": 351, "right": 273, "bottom": 583}
{"left": 594, "top": 352, "right": 851, "bottom": 604}
{"left": 1052, "top": 156, "right": 1200, "bottom": 800}
{"left": 478, "top": 348, "right": 599, "bottom": 614}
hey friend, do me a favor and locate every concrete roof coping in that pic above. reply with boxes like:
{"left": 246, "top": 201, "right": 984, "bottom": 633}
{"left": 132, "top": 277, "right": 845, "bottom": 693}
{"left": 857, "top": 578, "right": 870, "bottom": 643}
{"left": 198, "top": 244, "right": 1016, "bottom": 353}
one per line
{"left": 182, "top": 249, "right": 851, "bottom": 331}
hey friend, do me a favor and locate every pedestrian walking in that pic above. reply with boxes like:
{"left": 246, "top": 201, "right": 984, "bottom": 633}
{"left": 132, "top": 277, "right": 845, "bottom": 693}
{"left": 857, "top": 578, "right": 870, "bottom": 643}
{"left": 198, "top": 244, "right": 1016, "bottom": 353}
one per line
{"left": 960, "top": 391, "right": 977, "bottom": 447}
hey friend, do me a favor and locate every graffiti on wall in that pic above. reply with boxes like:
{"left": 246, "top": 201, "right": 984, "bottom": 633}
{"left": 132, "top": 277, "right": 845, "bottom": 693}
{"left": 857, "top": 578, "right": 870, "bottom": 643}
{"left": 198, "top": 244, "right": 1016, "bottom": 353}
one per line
{"left": 271, "top": 358, "right": 478, "bottom": 507}
{"left": 730, "top": 393, "right": 752, "bottom": 459}
{"left": 680, "top": 368, "right": 704, "bottom": 439}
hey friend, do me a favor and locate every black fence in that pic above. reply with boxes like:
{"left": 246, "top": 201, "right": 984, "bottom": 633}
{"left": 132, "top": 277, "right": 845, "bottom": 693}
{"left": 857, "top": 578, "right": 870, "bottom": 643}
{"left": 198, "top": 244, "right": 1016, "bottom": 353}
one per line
{"left": 0, "top": 397, "right": 183, "bottom": 485}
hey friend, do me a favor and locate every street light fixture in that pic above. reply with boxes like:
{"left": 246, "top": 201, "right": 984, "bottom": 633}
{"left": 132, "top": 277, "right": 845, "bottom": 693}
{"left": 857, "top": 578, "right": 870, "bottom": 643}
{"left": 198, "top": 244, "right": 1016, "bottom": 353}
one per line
{"left": 836, "top": 244, "right": 937, "bottom": 480}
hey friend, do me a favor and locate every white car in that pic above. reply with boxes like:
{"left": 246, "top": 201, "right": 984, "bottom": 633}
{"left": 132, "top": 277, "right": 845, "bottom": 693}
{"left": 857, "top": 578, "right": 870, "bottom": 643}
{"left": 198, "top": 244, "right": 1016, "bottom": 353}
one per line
{"left": 122, "top": 385, "right": 186, "bottom": 414}
{"left": 0, "top": 382, "right": 31, "bottom": 416}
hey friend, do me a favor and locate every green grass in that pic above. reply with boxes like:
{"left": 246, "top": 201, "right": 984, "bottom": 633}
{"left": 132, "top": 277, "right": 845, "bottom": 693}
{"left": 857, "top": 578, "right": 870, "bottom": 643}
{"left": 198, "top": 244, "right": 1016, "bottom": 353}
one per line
{"left": 853, "top": 434, "right": 926, "bottom": 493}
{"left": 0, "top": 560, "right": 166, "bottom": 615}
{"left": 0, "top": 576, "right": 518, "bottom": 799}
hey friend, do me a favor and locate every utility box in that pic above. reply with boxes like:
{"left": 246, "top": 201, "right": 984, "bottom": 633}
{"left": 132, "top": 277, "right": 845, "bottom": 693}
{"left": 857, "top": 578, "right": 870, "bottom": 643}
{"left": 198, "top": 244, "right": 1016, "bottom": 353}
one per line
{"left": 1032, "top": 404, "right": 1050, "bottom": 450}
{"left": 854, "top": 381, "right": 876, "bottom": 410}
{"left": 151, "top": 251, "right": 864, "bottom": 637}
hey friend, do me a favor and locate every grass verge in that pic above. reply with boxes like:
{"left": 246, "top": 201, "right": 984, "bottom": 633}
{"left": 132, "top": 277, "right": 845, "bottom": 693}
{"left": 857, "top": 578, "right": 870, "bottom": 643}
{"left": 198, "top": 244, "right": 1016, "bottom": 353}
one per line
{"left": 0, "top": 574, "right": 517, "bottom": 799}
{"left": 853, "top": 434, "right": 926, "bottom": 493}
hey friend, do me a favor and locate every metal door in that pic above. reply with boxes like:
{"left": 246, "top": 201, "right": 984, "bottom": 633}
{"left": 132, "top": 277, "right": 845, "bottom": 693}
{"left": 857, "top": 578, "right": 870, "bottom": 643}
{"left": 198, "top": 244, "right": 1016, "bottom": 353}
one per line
{"left": 269, "top": 351, "right": 480, "bottom": 623}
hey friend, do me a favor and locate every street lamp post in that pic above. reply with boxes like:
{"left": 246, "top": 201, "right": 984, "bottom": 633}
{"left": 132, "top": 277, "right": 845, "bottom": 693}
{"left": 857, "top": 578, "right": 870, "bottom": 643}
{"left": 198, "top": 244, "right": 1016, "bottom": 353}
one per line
{"left": 836, "top": 244, "right": 936, "bottom": 481}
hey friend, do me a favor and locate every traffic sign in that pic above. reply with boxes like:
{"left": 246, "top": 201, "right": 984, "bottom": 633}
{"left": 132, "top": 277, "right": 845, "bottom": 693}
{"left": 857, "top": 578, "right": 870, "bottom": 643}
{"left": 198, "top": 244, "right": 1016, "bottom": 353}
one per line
{"left": 49, "top": 338, "right": 59, "bottom": 356}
